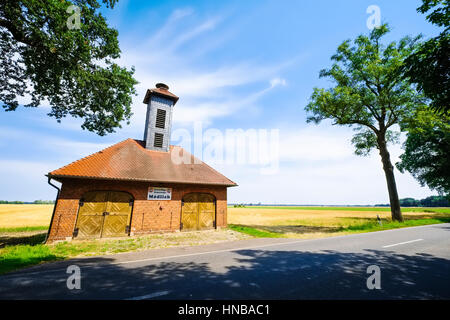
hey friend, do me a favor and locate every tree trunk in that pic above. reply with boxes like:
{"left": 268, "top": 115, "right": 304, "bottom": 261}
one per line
{"left": 378, "top": 137, "right": 403, "bottom": 222}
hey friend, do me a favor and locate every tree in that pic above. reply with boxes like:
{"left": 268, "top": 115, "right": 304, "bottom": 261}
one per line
{"left": 305, "top": 25, "right": 425, "bottom": 222}
{"left": 397, "top": 107, "right": 450, "bottom": 197}
{"left": 0, "top": 0, "right": 137, "bottom": 136}
{"left": 403, "top": 0, "right": 449, "bottom": 114}
{"left": 420, "top": 195, "right": 450, "bottom": 206}
{"left": 399, "top": 198, "right": 419, "bottom": 207}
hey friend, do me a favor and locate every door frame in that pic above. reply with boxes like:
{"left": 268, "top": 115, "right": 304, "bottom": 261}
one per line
{"left": 180, "top": 192, "right": 217, "bottom": 231}
{"left": 73, "top": 190, "right": 135, "bottom": 239}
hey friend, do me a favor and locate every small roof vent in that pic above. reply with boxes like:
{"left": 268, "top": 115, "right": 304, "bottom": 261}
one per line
{"left": 155, "top": 83, "right": 169, "bottom": 90}
{"left": 143, "top": 82, "right": 179, "bottom": 104}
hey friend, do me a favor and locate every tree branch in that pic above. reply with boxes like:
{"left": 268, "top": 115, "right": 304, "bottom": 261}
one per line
{"left": 0, "top": 18, "right": 35, "bottom": 46}
{"left": 334, "top": 116, "right": 379, "bottom": 133}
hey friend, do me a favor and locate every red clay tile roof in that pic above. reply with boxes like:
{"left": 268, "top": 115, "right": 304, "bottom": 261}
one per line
{"left": 48, "top": 139, "right": 237, "bottom": 186}
{"left": 143, "top": 87, "right": 179, "bottom": 104}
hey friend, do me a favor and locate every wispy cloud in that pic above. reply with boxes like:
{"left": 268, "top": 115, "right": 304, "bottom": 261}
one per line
{"left": 116, "top": 7, "right": 299, "bottom": 129}
{"left": 0, "top": 126, "right": 111, "bottom": 161}
{"left": 147, "top": 7, "right": 195, "bottom": 45}
{"left": 270, "top": 77, "right": 287, "bottom": 88}
{"left": 169, "top": 17, "right": 220, "bottom": 50}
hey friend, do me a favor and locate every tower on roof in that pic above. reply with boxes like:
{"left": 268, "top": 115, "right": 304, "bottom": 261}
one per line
{"left": 142, "top": 83, "right": 179, "bottom": 152}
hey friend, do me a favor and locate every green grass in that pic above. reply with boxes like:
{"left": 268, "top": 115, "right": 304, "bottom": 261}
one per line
{"left": 0, "top": 244, "right": 65, "bottom": 274}
{"left": 0, "top": 232, "right": 64, "bottom": 274}
{"left": 228, "top": 224, "right": 282, "bottom": 238}
{"left": 0, "top": 230, "right": 247, "bottom": 274}
{"left": 0, "top": 226, "right": 48, "bottom": 233}
{"left": 0, "top": 238, "right": 155, "bottom": 274}
{"left": 228, "top": 215, "right": 450, "bottom": 238}
{"left": 342, "top": 216, "right": 450, "bottom": 233}
{"left": 2, "top": 207, "right": 449, "bottom": 275}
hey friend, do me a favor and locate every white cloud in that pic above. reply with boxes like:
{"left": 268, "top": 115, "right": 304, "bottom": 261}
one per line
{"left": 278, "top": 126, "right": 354, "bottom": 162}
{"left": 0, "top": 126, "right": 111, "bottom": 160}
{"left": 1, "top": 6, "right": 437, "bottom": 204}
{"left": 270, "top": 77, "right": 287, "bottom": 88}
{"left": 211, "top": 125, "right": 437, "bottom": 205}
{"left": 169, "top": 17, "right": 220, "bottom": 50}
{"left": 114, "top": 8, "right": 299, "bottom": 130}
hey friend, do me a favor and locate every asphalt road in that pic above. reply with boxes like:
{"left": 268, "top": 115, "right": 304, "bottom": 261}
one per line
{"left": 0, "top": 223, "right": 449, "bottom": 299}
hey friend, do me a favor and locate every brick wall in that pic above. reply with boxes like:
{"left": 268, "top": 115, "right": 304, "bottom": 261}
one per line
{"left": 46, "top": 178, "right": 228, "bottom": 242}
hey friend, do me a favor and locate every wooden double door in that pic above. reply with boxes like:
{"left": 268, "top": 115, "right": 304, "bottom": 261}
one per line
{"left": 181, "top": 193, "right": 216, "bottom": 231}
{"left": 74, "top": 191, "right": 133, "bottom": 239}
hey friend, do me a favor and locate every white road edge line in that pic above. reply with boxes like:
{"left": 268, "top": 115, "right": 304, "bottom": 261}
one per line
{"left": 4, "top": 223, "right": 443, "bottom": 278}
{"left": 0, "top": 239, "right": 305, "bottom": 278}
{"left": 382, "top": 238, "right": 423, "bottom": 248}
{"left": 125, "top": 290, "right": 170, "bottom": 300}
{"left": 111, "top": 240, "right": 307, "bottom": 266}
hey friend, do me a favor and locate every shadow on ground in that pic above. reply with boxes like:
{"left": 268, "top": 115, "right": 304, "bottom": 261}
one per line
{"left": 0, "top": 246, "right": 448, "bottom": 299}
{"left": 242, "top": 224, "right": 343, "bottom": 234}
{"left": 0, "top": 232, "right": 46, "bottom": 248}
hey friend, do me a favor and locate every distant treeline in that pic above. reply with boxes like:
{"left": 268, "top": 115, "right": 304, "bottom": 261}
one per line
{"left": 0, "top": 200, "right": 55, "bottom": 204}
{"left": 375, "top": 196, "right": 449, "bottom": 207}
{"left": 231, "top": 196, "right": 449, "bottom": 208}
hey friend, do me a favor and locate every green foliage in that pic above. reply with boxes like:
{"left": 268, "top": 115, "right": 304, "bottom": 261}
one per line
{"left": 417, "top": 0, "right": 449, "bottom": 28}
{"left": 306, "top": 24, "right": 423, "bottom": 156}
{"left": 400, "top": 198, "right": 420, "bottom": 207}
{"left": 380, "top": 196, "right": 449, "bottom": 207}
{"left": 0, "top": 200, "right": 24, "bottom": 204}
{"left": 419, "top": 195, "right": 450, "bottom": 206}
{"left": 377, "top": 196, "right": 450, "bottom": 207}
{"left": 33, "top": 200, "right": 55, "bottom": 204}
{"left": 397, "top": 108, "right": 450, "bottom": 196}
{"left": 305, "top": 24, "right": 426, "bottom": 221}
{"left": 403, "top": 0, "right": 449, "bottom": 114}
{"left": 0, "top": 0, "right": 137, "bottom": 135}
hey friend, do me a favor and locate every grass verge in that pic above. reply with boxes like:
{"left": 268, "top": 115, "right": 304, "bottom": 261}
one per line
{"left": 342, "top": 216, "right": 450, "bottom": 233}
{"left": 229, "top": 215, "right": 450, "bottom": 238}
{"left": 228, "top": 225, "right": 282, "bottom": 238}
{"left": 0, "top": 226, "right": 48, "bottom": 233}
{"left": 0, "top": 229, "right": 249, "bottom": 275}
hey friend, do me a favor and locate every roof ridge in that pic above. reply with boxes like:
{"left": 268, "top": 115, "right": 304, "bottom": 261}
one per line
{"left": 49, "top": 138, "right": 134, "bottom": 175}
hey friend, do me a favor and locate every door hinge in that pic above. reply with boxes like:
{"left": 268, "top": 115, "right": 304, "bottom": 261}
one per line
{"left": 129, "top": 200, "right": 134, "bottom": 206}
{"left": 79, "top": 199, "right": 84, "bottom": 206}
{"left": 125, "top": 225, "right": 130, "bottom": 234}
{"left": 73, "top": 228, "right": 79, "bottom": 237}
{"left": 180, "top": 222, "right": 183, "bottom": 229}
{"left": 213, "top": 221, "right": 216, "bottom": 228}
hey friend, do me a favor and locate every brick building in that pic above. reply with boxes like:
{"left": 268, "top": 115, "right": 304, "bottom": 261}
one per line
{"left": 45, "top": 83, "right": 236, "bottom": 242}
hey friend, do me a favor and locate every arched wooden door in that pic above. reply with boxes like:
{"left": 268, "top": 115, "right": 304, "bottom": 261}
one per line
{"left": 181, "top": 193, "right": 216, "bottom": 231}
{"left": 74, "top": 191, "right": 133, "bottom": 239}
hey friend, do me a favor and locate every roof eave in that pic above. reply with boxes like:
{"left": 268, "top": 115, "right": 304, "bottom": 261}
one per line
{"left": 46, "top": 174, "right": 237, "bottom": 187}
{"left": 142, "top": 89, "right": 179, "bottom": 104}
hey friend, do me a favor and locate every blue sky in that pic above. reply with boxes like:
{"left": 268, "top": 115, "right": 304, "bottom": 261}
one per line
{"left": 0, "top": 0, "right": 442, "bottom": 204}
